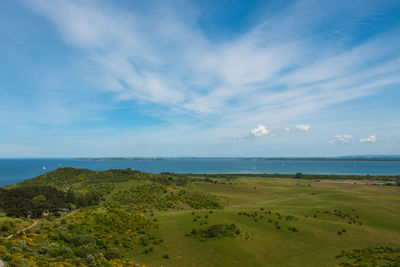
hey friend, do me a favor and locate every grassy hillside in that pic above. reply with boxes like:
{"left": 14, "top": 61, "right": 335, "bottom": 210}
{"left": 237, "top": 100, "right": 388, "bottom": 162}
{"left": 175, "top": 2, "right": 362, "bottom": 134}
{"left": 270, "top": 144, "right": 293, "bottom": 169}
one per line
{"left": 0, "top": 168, "right": 399, "bottom": 266}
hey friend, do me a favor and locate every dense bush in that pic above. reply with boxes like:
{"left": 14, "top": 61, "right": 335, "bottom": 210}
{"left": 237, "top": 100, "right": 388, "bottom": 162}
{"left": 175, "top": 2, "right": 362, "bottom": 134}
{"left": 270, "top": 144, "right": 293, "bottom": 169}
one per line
{"left": 112, "top": 183, "right": 178, "bottom": 210}
{"left": 0, "top": 186, "right": 66, "bottom": 218}
{"left": 189, "top": 224, "right": 240, "bottom": 239}
{"left": 178, "top": 190, "right": 223, "bottom": 209}
{"left": 0, "top": 206, "right": 160, "bottom": 265}
{"left": 0, "top": 185, "right": 102, "bottom": 218}
{"left": 335, "top": 246, "right": 400, "bottom": 266}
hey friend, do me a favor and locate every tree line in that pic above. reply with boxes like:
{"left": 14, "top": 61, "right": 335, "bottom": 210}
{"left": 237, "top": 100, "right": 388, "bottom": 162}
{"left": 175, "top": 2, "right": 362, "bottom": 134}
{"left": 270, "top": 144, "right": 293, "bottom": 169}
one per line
{"left": 0, "top": 185, "right": 101, "bottom": 218}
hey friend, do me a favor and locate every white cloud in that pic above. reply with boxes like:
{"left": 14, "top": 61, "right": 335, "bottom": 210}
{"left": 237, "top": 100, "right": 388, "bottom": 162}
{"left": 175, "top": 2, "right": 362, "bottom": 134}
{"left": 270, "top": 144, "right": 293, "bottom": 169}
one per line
{"left": 241, "top": 123, "right": 310, "bottom": 140}
{"left": 250, "top": 125, "right": 270, "bottom": 137}
{"left": 328, "top": 134, "right": 352, "bottom": 144}
{"left": 360, "top": 135, "right": 376, "bottom": 143}
{"left": 295, "top": 124, "right": 311, "bottom": 131}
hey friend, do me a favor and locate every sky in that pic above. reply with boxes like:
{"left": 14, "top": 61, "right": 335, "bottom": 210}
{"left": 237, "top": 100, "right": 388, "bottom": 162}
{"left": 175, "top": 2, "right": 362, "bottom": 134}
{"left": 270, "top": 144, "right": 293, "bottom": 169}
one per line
{"left": 0, "top": 0, "right": 400, "bottom": 158}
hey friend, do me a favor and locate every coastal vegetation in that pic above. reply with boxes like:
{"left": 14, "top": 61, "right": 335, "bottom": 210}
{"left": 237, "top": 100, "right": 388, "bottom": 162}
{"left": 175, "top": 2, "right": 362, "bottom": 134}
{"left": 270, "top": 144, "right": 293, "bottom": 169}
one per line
{"left": 0, "top": 167, "right": 399, "bottom": 266}
{"left": 0, "top": 185, "right": 101, "bottom": 218}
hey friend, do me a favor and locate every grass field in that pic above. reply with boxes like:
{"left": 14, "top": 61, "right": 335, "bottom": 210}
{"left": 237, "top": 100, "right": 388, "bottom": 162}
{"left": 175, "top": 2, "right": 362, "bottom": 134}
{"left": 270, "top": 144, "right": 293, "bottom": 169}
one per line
{"left": 1, "top": 170, "right": 399, "bottom": 266}
{"left": 130, "top": 178, "right": 400, "bottom": 266}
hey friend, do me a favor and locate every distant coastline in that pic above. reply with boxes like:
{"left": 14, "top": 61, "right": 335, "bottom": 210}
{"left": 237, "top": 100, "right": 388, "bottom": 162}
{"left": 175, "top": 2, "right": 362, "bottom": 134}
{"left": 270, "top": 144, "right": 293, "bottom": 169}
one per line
{"left": 75, "top": 156, "right": 400, "bottom": 162}
{"left": 1, "top": 157, "right": 399, "bottom": 188}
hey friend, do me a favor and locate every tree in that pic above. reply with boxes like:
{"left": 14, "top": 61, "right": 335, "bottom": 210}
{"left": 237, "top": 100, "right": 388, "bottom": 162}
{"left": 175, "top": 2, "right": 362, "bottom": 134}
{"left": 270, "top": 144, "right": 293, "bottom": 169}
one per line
{"left": 295, "top": 172, "right": 302, "bottom": 178}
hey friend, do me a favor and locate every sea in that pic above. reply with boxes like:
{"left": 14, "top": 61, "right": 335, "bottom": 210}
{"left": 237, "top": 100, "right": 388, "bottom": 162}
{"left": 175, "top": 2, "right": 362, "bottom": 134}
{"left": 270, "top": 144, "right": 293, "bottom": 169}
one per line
{"left": 0, "top": 158, "right": 399, "bottom": 187}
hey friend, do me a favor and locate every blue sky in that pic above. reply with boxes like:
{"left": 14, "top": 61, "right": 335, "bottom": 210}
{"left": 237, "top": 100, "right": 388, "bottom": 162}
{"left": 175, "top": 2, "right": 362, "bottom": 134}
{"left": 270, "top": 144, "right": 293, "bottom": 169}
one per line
{"left": 1, "top": 0, "right": 400, "bottom": 157}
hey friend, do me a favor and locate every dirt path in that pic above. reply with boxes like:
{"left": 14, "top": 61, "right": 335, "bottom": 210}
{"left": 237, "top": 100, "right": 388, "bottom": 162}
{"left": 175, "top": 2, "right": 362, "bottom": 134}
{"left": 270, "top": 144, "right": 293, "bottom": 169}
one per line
{"left": 5, "top": 220, "right": 39, "bottom": 240}
{"left": 1, "top": 220, "right": 40, "bottom": 266}
{"left": 1, "top": 211, "right": 77, "bottom": 265}
{"left": 3, "top": 209, "right": 77, "bottom": 241}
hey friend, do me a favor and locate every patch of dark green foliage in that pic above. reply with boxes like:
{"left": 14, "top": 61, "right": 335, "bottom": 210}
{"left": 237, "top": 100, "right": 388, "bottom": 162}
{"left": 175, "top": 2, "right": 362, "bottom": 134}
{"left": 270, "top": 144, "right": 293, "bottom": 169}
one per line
{"left": 0, "top": 185, "right": 101, "bottom": 218}
{"left": 188, "top": 224, "right": 240, "bottom": 240}
{"left": 0, "top": 186, "right": 66, "bottom": 218}
{"left": 335, "top": 246, "right": 400, "bottom": 266}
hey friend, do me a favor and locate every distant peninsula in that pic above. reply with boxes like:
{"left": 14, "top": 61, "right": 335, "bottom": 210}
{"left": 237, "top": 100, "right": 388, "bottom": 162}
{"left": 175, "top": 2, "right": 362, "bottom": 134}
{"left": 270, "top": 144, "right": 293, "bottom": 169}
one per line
{"left": 75, "top": 155, "right": 400, "bottom": 162}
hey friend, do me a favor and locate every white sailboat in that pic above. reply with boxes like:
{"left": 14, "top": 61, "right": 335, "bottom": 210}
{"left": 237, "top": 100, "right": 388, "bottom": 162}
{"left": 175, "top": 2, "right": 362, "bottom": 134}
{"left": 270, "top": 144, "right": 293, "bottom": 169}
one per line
{"left": 43, "top": 165, "right": 46, "bottom": 170}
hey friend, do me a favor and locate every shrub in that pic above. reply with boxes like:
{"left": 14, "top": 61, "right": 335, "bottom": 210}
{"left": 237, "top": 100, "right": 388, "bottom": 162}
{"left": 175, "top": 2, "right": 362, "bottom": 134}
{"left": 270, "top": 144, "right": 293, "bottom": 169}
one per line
{"left": 105, "top": 248, "right": 121, "bottom": 260}
{"left": 33, "top": 194, "right": 47, "bottom": 201}
{"left": 178, "top": 190, "right": 223, "bottom": 209}
{"left": 191, "top": 224, "right": 240, "bottom": 239}
{"left": 335, "top": 246, "right": 400, "bottom": 266}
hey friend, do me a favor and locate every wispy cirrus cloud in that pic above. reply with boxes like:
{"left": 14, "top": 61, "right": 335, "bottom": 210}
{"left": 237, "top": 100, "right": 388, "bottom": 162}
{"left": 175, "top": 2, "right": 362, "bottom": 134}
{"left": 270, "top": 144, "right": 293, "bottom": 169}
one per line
{"left": 22, "top": 0, "right": 400, "bottom": 127}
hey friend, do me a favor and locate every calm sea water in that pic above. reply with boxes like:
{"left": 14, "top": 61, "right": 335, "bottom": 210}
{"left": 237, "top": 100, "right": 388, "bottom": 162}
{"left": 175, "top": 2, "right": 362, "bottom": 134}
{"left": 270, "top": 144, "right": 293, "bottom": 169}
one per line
{"left": 0, "top": 158, "right": 399, "bottom": 187}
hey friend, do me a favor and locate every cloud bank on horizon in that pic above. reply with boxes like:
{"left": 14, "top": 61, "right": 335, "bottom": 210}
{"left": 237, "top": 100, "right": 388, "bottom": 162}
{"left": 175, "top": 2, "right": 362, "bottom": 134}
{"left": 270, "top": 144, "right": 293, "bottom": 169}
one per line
{"left": 0, "top": 0, "right": 399, "bottom": 157}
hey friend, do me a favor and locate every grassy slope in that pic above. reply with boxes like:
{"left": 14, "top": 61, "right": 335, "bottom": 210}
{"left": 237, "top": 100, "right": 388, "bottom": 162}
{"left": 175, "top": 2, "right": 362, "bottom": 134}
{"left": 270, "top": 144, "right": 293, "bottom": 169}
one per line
{"left": 1, "top": 170, "right": 399, "bottom": 266}
{"left": 128, "top": 178, "right": 400, "bottom": 266}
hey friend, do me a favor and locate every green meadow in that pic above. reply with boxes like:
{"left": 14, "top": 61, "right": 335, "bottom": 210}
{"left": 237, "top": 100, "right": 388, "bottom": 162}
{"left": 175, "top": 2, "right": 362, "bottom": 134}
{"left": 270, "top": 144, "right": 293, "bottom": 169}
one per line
{"left": 133, "top": 178, "right": 400, "bottom": 266}
{"left": 0, "top": 168, "right": 399, "bottom": 266}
